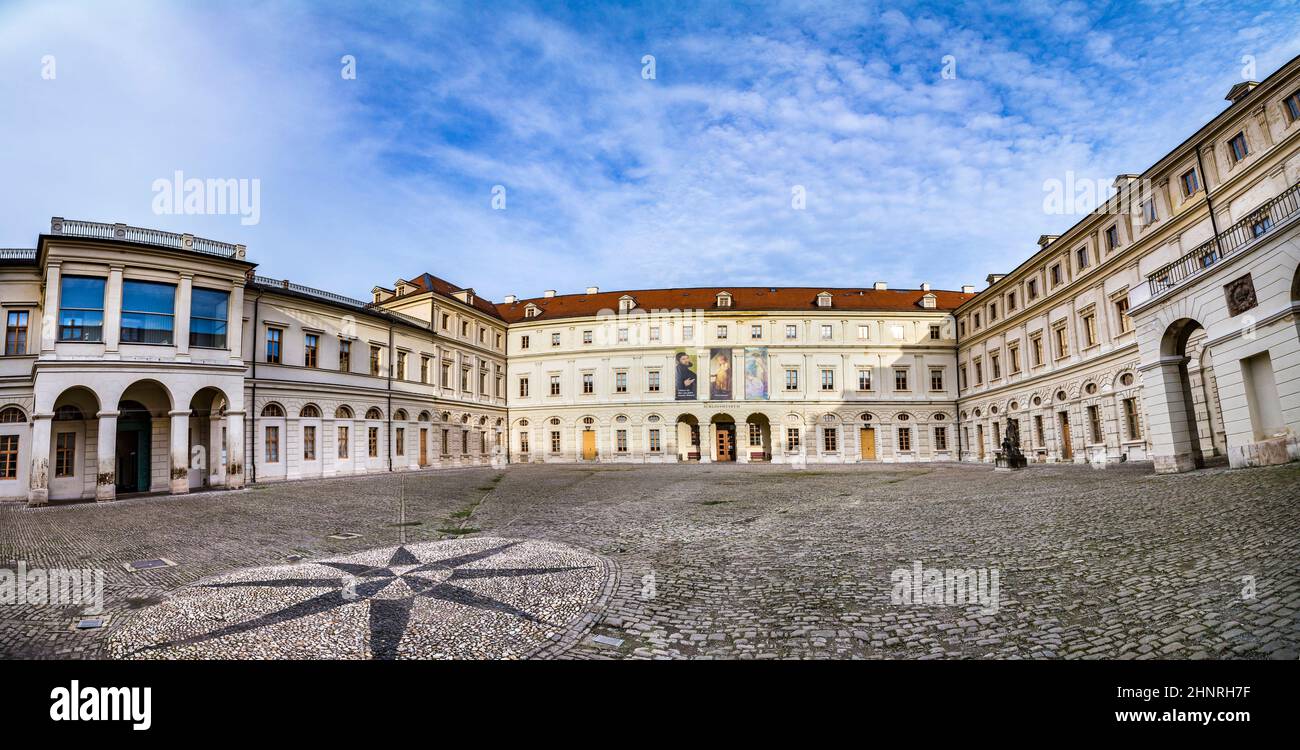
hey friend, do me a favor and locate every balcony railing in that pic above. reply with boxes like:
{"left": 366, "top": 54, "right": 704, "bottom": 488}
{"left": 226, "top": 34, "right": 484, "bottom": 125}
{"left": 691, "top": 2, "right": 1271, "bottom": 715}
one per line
{"left": 251, "top": 275, "right": 372, "bottom": 310}
{"left": 1143, "top": 180, "right": 1300, "bottom": 300}
{"left": 48, "top": 217, "right": 246, "bottom": 260}
{"left": 0, "top": 248, "right": 37, "bottom": 260}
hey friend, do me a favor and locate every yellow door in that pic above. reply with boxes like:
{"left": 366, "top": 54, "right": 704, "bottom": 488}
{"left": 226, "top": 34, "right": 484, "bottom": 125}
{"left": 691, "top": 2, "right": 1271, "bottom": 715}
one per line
{"left": 418, "top": 429, "right": 428, "bottom": 466}
{"left": 582, "top": 430, "right": 597, "bottom": 460}
{"left": 859, "top": 428, "right": 875, "bottom": 460}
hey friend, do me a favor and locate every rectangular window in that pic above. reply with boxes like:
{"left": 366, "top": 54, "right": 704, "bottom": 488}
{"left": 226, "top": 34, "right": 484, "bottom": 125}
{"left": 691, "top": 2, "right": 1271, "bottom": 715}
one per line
{"left": 822, "top": 428, "right": 837, "bottom": 452}
{"left": 1123, "top": 398, "right": 1141, "bottom": 440}
{"left": 582, "top": 373, "right": 595, "bottom": 394}
{"left": 5, "top": 311, "right": 29, "bottom": 355}
{"left": 303, "top": 425, "right": 316, "bottom": 460}
{"left": 460, "top": 367, "right": 470, "bottom": 392}
{"left": 395, "top": 351, "right": 407, "bottom": 380}
{"left": 683, "top": 324, "right": 694, "bottom": 340}
{"left": 339, "top": 340, "right": 351, "bottom": 371}
{"left": 519, "top": 376, "right": 529, "bottom": 397}
{"left": 785, "top": 324, "right": 797, "bottom": 339}
{"left": 1082, "top": 313, "right": 1097, "bottom": 347}
{"left": 974, "top": 358, "right": 983, "bottom": 385}
{"left": 550, "top": 375, "right": 561, "bottom": 396}
{"left": 550, "top": 431, "right": 561, "bottom": 453}
{"left": 991, "top": 353, "right": 1001, "bottom": 380}
{"left": 928, "top": 324, "right": 940, "bottom": 340}
{"left": 1286, "top": 90, "right": 1300, "bottom": 121}
{"left": 1031, "top": 334, "right": 1044, "bottom": 366}
{"left": 934, "top": 426, "right": 947, "bottom": 451}
{"left": 265, "top": 426, "right": 279, "bottom": 463}
{"left": 647, "top": 370, "right": 661, "bottom": 393}
{"left": 1180, "top": 168, "right": 1200, "bottom": 197}
{"left": 1088, "top": 405, "right": 1102, "bottom": 444}
{"left": 1009, "top": 345, "right": 1021, "bottom": 374}
{"left": 716, "top": 325, "right": 727, "bottom": 339}
{"left": 751, "top": 324, "right": 762, "bottom": 339}
{"left": 189, "top": 288, "right": 229, "bottom": 348}
{"left": 0, "top": 434, "right": 17, "bottom": 479}
{"left": 337, "top": 426, "right": 349, "bottom": 459}
{"left": 369, "top": 345, "right": 382, "bottom": 376}
{"left": 930, "top": 368, "right": 944, "bottom": 391}
{"left": 649, "top": 326, "right": 661, "bottom": 342}
{"left": 1034, "top": 415, "right": 1044, "bottom": 446}
{"left": 895, "top": 368, "right": 908, "bottom": 391}
{"left": 857, "top": 369, "right": 872, "bottom": 391}
{"left": 120, "top": 279, "right": 176, "bottom": 344}
{"left": 520, "top": 335, "right": 530, "bottom": 349}
{"left": 396, "top": 428, "right": 405, "bottom": 456}
{"left": 820, "top": 324, "right": 833, "bottom": 340}
{"left": 421, "top": 356, "right": 430, "bottom": 383}
{"left": 649, "top": 429, "right": 661, "bottom": 452}
{"left": 959, "top": 365, "right": 967, "bottom": 389}
{"left": 581, "top": 330, "right": 593, "bottom": 344}
{"left": 615, "top": 371, "right": 628, "bottom": 393}
{"left": 55, "top": 431, "right": 76, "bottom": 477}
{"left": 1049, "top": 264, "right": 1062, "bottom": 287}
{"left": 897, "top": 427, "right": 911, "bottom": 452}
{"left": 368, "top": 427, "right": 379, "bottom": 458}
{"left": 1007, "top": 292, "right": 1017, "bottom": 312}
{"left": 989, "top": 303, "right": 997, "bottom": 321}
{"left": 1105, "top": 225, "right": 1119, "bottom": 252}
{"left": 58, "top": 276, "right": 106, "bottom": 342}
{"left": 441, "top": 361, "right": 451, "bottom": 387}
{"left": 973, "top": 312, "right": 980, "bottom": 329}
{"left": 616, "top": 430, "right": 627, "bottom": 452}
{"left": 1054, "top": 325, "right": 1069, "bottom": 358}
{"left": 304, "top": 334, "right": 319, "bottom": 368}
{"left": 820, "top": 369, "right": 834, "bottom": 391}
{"left": 784, "top": 368, "right": 799, "bottom": 391}
{"left": 786, "top": 427, "right": 800, "bottom": 451}
{"left": 1027, "top": 278, "right": 1038, "bottom": 300}
{"left": 1076, "top": 247, "right": 1089, "bottom": 270}
{"left": 481, "top": 431, "right": 487, "bottom": 453}
{"left": 1228, "top": 131, "right": 1249, "bottom": 162}
{"left": 551, "top": 332, "right": 560, "bottom": 346}
{"left": 748, "top": 422, "right": 761, "bottom": 446}
{"left": 617, "top": 328, "right": 628, "bottom": 343}
{"left": 266, "top": 328, "right": 282, "bottom": 364}
{"left": 1142, "top": 199, "right": 1158, "bottom": 224}
{"left": 520, "top": 431, "right": 530, "bottom": 453}
{"left": 462, "top": 430, "right": 469, "bottom": 456}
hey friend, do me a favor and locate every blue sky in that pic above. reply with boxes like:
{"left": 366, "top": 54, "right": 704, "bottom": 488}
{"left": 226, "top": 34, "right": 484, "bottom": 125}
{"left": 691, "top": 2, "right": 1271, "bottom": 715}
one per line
{"left": 1, "top": 0, "right": 1298, "bottom": 301}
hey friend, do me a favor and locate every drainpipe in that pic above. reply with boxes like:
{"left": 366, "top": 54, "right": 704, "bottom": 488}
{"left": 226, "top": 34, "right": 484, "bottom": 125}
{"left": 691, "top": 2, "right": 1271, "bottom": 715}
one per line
{"left": 386, "top": 321, "right": 393, "bottom": 473}
{"left": 249, "top": 291, "right": 259, "bottom": 484}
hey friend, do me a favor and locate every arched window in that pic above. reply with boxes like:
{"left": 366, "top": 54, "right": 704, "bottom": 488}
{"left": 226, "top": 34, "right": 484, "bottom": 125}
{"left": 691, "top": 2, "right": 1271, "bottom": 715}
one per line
{"left": 0, "top": 406, "right": 26, "bottom": 423}
{"left": 335, "top": 405, "right": 354, "bottom": 419}
{"left": 300, "top": 404, "right": 321, "bottom": 418}
{"left": 261, "top": 403, "right": 285, "bottom": 417}
{"left": 418, "top": 411, "right": 431, "bottom": 422}
{"left": 365, "top": 407, "right": 383, "bottom": 420}
{"left": 393, "top": 409, "right": 408, "bottom": 421}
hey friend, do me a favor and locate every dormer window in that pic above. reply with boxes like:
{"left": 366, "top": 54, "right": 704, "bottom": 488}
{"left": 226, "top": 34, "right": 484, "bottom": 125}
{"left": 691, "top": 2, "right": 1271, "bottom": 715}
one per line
{"left": 716, "top": 292, "right": 733, "bottom": 308}
{"left": 619, "top": 295, "right": 635, "bottom": 313}
{"left": 524, "top": 304, "right": 541, "bottom": 319}
{"left": 920, "top": 293, "right": 937, "bottom": 309}
{"left": 816, "top": 292, "right": 833, "bottom": 308}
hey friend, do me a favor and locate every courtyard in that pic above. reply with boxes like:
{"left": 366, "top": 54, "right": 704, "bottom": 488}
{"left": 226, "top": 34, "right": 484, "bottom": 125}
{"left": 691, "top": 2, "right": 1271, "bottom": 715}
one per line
{"left": 0, "top": 460, "right": 1297, "bottom": 660}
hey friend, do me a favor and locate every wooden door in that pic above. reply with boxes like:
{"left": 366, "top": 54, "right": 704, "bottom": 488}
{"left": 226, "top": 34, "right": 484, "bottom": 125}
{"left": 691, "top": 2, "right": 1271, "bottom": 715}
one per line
{"left": 977, "top": 425, "right": 985, "bottom": 459}
{"left": 716, "top": 427, "right": 734, "bottom": 461}
{"left": 1059, "top": 413, "right": 1073, "bottom": 460}
{"left": 859, "top": 428, "right": 876, "bottom": 460}
{"left": 582, "top": 430, "right": 597, "bottom": 460}
{"left": 418, "top": 429, "right": 428, "bottom": 466}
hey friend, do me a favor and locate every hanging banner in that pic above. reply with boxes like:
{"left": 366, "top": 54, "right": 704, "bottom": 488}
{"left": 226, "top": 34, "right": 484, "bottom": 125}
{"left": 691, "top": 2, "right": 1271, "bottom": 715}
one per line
{"left": 709, "top": 348, "right": 733, "bottom": 400}
{"left": 674, "top": 351, "right": 697, "bottom": 400}
{"left": 744, "top": 347, "right": 768, "bottom": 400}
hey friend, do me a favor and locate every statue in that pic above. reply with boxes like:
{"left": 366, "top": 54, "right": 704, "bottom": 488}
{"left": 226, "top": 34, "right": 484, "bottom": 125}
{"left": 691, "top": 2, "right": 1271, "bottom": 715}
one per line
{"left": 995, "top": 417, "right": 1027, "bottom": 471}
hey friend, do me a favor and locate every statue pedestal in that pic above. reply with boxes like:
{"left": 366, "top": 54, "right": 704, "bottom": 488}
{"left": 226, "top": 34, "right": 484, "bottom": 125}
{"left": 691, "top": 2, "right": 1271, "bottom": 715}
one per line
{"left": 994, "top": 450, "right": 1028, "bottom": 471}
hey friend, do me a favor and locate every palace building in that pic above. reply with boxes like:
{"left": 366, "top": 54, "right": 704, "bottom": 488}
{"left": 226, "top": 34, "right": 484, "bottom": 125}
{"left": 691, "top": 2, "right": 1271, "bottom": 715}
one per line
{"left": 2, "top": 57, "right": 1300, "bottom": 505}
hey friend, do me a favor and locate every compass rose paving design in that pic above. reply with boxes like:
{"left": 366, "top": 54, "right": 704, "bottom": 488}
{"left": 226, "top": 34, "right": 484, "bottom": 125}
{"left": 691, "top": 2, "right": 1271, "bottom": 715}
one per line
{"left": 107, "top": 538, "right": 610, "bottom": 659}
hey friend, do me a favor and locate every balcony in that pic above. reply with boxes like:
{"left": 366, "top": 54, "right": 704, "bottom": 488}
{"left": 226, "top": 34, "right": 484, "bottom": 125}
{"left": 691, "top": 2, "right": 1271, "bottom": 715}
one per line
{"left": 48, "top": 217, "right": 246, "bottom": 260}
{"left": 1132, "top": 180, "right": 1300, "bottom": 307}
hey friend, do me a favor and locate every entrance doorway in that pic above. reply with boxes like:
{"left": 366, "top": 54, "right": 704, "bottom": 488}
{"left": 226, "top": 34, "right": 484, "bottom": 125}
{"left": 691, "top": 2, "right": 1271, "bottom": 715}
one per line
{"left": 859, "top": 427, "right": 876, "bottom": 460}
{"left": 976, "top": 424, "right": 985, "bottom": 460}
{"left": 1058, "top": 412, "right": 1073, "bottom": 460}
{"left": 581, "top": 429, "right": 597, "bottom": 460}
{"left": 715, "top": 423, "right": 736, "bottom": 461}
{"left": 116, "top": 401, "right": 152, "bottom": 493}
{"left": 419, "top": 429, "right": 428, "bottom": 466}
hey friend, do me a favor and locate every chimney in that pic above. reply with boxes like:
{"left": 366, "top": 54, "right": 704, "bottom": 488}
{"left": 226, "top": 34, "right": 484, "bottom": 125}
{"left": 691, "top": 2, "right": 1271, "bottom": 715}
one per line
{"left": 1112, "top": 174, "right": 1139, "bottom": 192}
{"left": 503, "top": 294, "right": 517, "bottom": 304}
{"left": 920, "top": 282, "right": 930, "bottom": 292}
{"left": 585, "top": 286, "right": 599, "bottom": 295}
{"left": 961, "top": 285, "right": 975, "bottom": 294}
{"left": 1036, "top": 235, "right": 1060, "bottom": 249}
{"left": 1224, "top": 81, "right": 1258, "bottom": 103}
{"left": 543, "top": 290, "right": 556, "bottom": 298}
{"left": 986, "top": 274, "right": 1006, "bottom": 286}
{"left": 873, "top": 281, "right": 887, "bottom": 291}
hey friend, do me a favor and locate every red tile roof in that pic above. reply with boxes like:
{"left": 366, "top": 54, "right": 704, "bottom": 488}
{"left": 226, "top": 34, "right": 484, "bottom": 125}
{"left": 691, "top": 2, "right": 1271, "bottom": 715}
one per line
{"left": 494, "top": 286, "right": 975, "bottom": 323}
{"left": 407, "top": 272, "right": 506, "bottom": 319}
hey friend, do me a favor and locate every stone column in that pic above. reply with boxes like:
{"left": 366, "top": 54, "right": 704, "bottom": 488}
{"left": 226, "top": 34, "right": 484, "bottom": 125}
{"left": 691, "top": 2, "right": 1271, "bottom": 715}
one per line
{"left": 228, "top": 283, "right": 244, "bottom": 363}
{"left": 169, "top": 410, "right": 190, "bottom": 494}
{"left": 1143, "top": 358, "right": 1203, "bottom": 473}
{"left": 104, "top": 264, "right": 123, "bottom": 355}
{"left": 225, "top": 410, "right": 246, "bottom": 488}
{"left": 40, "top": 263, "right": 61, "bottom": 353}
{"left": 96, "top": 411, "right": 118, "bottom": 501}
{"left": 175, "top": 273, "right": 193, "bottom": 358}
{"left": 27, "top": 414, "right": 51, "bottom": 506}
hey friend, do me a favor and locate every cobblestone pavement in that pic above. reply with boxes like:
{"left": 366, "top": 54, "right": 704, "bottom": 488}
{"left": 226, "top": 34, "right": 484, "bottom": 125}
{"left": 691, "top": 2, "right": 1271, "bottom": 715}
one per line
{"left": 1, "top": 461, "right": 1297, "bottom": 659}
